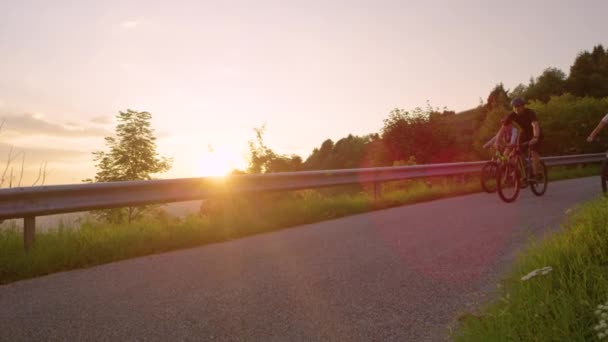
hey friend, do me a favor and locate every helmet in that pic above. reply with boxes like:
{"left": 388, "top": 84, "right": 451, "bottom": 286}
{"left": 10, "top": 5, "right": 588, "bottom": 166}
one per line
{"left": 511, "top": 97, "right": 525, "bottom": 107}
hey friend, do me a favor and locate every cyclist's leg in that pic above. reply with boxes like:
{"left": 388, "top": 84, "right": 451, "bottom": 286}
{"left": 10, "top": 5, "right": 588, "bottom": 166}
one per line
{"left": 516, "top": 154, "right": 528, "bottom": 184}
{"left": 530, "top": 137, "right": 542, "bottom": 176}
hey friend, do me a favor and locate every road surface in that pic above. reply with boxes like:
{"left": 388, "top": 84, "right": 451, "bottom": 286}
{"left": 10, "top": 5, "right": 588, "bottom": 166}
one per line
{"left": 0, "top": 177, "right": 601, "bottom": 341}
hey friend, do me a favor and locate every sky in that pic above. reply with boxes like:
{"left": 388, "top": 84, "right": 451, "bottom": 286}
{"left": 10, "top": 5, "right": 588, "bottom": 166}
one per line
{"left": 0, "top": 0, "right": 606, "bottom": 184}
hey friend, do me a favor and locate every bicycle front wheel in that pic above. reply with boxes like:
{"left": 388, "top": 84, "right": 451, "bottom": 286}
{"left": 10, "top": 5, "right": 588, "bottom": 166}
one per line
{"left": 530, "top": 161, "right": 548, "bottom": 196}
{"left": 481, "top": 161, "right": 498, "bottom": 193}
{"left": 497, "top": 162, "right": 520, "bottom": 203}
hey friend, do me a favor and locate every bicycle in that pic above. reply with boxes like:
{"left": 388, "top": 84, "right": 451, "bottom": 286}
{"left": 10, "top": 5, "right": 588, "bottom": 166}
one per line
{"left": 480, "top": 147, "right": 509, "bottom": 193}
{"left": 599, "top": 153, "right": 608, "bottom": 195}
{"left": 496, "top": 141, "right": 548, "bottom": 203}
{"left": 586, "top": 136, "right": 608, "bottom": 194}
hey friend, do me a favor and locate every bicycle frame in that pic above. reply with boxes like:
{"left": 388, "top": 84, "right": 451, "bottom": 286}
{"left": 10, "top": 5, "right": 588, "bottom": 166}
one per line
{"left": 507, "top": 143, "right": 535, "bottom": 182}
{"left": 490, "top": 147, "right": 510, "bottom": 165}
{"left": 497, "top": 141, "right": 547, "bottom": 202}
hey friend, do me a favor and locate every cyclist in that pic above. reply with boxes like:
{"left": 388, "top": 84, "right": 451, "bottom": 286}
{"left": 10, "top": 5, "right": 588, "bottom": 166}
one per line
{"left": 483, "top": 117, "right": 519, "bottom": 155}
{"left": 586, "top": 113, "right": 608, "bottom": 142}
{"left": 495, "top": 97, "right": 543, "bottom": 180}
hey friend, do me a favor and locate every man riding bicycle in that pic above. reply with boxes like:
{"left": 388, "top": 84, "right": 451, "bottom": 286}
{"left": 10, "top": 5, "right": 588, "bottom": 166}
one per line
{"left": 494, "top": 97, "right": 543, "bottom": 181}
{"left": 483, "top": 117, "right": 519, "bottom": 154}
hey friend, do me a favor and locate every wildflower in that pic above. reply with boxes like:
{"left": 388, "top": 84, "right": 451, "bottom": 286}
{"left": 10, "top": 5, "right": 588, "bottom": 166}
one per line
{"left": 521, "top": 266, "right": 553, "bottom": 281}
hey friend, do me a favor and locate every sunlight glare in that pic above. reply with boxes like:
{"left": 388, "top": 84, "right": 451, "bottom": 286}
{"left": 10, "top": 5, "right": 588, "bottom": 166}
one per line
{"left": 197, "top": 148, "right": 239, "bottom": 177}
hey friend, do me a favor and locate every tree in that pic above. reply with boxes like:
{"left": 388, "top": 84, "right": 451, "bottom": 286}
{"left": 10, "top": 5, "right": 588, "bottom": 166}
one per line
{"left": 246, "top": 125, "right": 273, "bottom": 174}
{"left": 567, "top": 45, "right": 608, "bottom": 98}
{"left": 523, "top": 67, "right": 567, "bottom": 102}
{"left": 486, "top": 84, "right": 510, "bottom": 110}
{"left": 359, "top": 134, "right": 390, "bottom": 168}
{"left": 301, "top": 133, "right": 391, "bottom": 170}
{"left": 473, "top": 107, "right": 510, "bottom": 156}
{"left": 381, "top": 105, "right": 456, "bottom": 164}
{"left": 246, "top": 125, "right": 302, "bottom": 173}
{"left": 509, "top": 83, "right": 527, "bottom": 100}
{"left": 87, "top": 109, "right": 172, "bottom": 223}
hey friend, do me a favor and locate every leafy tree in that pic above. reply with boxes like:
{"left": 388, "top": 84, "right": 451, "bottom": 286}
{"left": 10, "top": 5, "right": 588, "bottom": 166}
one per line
{"left": 381, "top": 108, "right": 427, "bottom": 163}
{"left": 246, "top": 125, "right": 273, "bottom": 174}
{"left": 509, "top": 83, "right": 527, "bottom": 100}
{"left": 567, "top": 45, "right": 608, "bottom": 98}
{"left": 303, "top": 134, "right": 386, "bottom": 170}
{"left": 486, "top": 84, "right": 510, "bottom": 110}
{"left": 529, "top": 94, "right": 608, "bottom": 155}
{"left": 246, "top": 125, "right": 302, "bottom": 173}
{"left": 473, "top": 107, "right": 510, "bottom": 156}
{"left": 381, "top": 105, "right": 456, "bottom": 164}
{"left": 524, "top": 67, "right": 567, "bottom": 102}
{"left": 87, "top": 109, "right": 172, "bottom": 223}
{"left": 303, "top": 139, "right": 334, "bottom": 170}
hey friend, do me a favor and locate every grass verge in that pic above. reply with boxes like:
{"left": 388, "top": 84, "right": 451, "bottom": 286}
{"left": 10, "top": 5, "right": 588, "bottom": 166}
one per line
{"left": 0, "top": 164, "right": 602, "bottom": 285}
{"left": 452, "top": 197, "right": 608, "bottom": 341}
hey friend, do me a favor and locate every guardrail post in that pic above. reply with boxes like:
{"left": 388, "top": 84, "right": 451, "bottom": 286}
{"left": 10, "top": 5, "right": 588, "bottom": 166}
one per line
{"left": 24, "top": 216, "right": 36, "bottom": 251}
{"left": 374, "top": 182, "right": 381, "bottom": 201}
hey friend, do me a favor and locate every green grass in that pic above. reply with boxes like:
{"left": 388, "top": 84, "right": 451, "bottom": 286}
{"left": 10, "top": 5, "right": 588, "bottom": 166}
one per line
{"left": 0, "top": 165, "right": 603, "bottom": 284}
{"left": 548, "top": 164, "right": 601, "bottom": 181}
{"left": 452, "top": 197, "right": 608, "bottom": 341}
{"left": 0, "top": 179, "right": 480, "bottom": 284}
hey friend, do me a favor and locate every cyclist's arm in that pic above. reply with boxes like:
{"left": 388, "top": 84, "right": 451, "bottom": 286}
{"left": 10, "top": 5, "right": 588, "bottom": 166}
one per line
{"left": 494, "top": 125, "right": 506, "bottom": 148}
{"left": 509, "top": 127, "right": 518, "bottom": 145}
{"left": 588, "top": 114, "right": 608, "bottom": 141}
{"left": 483, "top": 135, "right": 497, "bottom": 149}
{"left": 531, "top": 121, "right": 540, "bottom": 139}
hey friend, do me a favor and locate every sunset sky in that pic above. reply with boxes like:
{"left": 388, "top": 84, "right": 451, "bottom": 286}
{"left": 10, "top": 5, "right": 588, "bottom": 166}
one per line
{"left": 1, "top": 0, "right": 606, "bottom": 184}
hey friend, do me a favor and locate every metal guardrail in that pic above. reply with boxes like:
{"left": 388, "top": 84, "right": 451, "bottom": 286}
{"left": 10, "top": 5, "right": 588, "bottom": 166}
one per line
{"left": 1, "top": 153, "right": 604, "bottom": 250}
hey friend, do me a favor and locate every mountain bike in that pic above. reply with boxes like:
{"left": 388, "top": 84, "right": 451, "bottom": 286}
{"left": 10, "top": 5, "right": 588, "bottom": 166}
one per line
{"left": 600, "top": 154, "right": 608, "bottom": 195}
{"left": 496, "top": 141, "right": 548, "bottom": 203}
{"left": 480, "top": 148, "right": 509, "bottom": 193}
{"left": 586, "top": 137, "right": 608, "bottom": 194}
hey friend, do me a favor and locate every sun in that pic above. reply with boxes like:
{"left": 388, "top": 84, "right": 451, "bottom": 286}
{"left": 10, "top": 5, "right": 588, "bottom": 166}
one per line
{"left": 198, "top": 154, "right": 232, "bottom": 177}
{"left": 197, "top": 149, "right": 239, "bottom": 177}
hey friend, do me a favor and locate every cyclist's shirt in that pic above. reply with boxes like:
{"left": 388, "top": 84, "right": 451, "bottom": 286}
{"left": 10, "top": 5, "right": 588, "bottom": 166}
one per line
{"left": 503, "top": 108, "right": 542, "bottom": 141}
{"left": 504, "top": 125, "right": 518, "bottom": 144}
{"left": 484, "top": 124, "right": 518, "bottom": 148}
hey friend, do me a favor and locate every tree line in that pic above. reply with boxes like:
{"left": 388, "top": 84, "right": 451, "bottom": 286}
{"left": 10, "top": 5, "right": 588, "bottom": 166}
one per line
{"left": 86, "top": 45, "right": 608, "bottom": 223}
{"left": 246, "top": 44, "right": 608, "bottom": 174}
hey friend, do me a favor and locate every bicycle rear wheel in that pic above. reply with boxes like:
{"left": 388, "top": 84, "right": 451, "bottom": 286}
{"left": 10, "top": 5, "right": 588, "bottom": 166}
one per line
{"left": 497, "top": 162, "right": 520, "bottom": 203}
{"left": 481, "top": 161, "right": 498, "bottom": 193}
{"left": 530, "top": 161, "right": 548, "bottom": 196}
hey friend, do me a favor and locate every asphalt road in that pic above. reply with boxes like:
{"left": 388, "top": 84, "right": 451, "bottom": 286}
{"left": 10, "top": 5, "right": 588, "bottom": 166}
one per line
{"left": 0, "top": 177, "right": 602, "bottom": 341}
